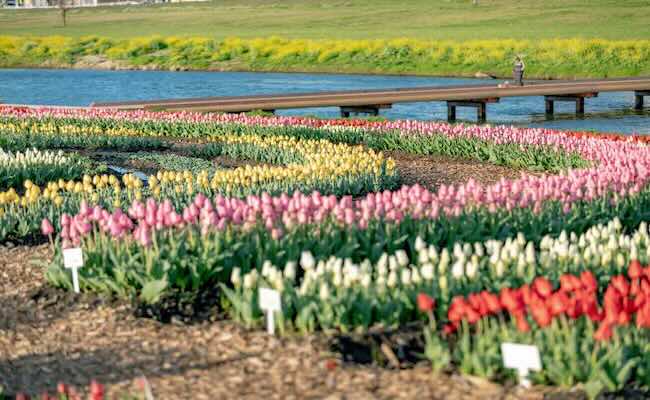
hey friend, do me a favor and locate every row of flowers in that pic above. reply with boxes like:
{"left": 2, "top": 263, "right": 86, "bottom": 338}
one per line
{"left": 0, "top": 111, "right": 591, "bottom": 173}
{"left": 0, "top": 148, "right": 87, "bottom": 191}
{"left": 217, "top": 217, "right": 648, "bottom": 332}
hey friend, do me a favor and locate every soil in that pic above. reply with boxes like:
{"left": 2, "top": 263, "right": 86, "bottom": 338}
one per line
{"left": 0, "top": 245, "right": 552, "bottom": 399}
{"left": 388, "top": 151, "right": 529, "bottom": 190}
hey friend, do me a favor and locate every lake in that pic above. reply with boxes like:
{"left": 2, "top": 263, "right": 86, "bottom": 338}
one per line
{"left": 1, "top": 68, "right": 649, "bottom": 134}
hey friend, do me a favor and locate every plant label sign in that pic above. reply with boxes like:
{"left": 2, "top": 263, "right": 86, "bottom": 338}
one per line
{"left": 259, "top": 287, "right": 281, "bottom": 336}
{"left": 63, "top": 247, "right": 84, "bottom": 294}
{"left": 501, "top": 342, "right": 541, "bottom": 388}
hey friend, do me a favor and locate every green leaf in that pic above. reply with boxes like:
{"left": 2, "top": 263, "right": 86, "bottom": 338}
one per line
{"left": 139, "top": 278, "right": 169, "bottom": 304}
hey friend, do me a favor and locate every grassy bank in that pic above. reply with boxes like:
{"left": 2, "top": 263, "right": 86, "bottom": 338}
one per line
{"left": 1, "top": 0, "right": 650, "bottom": 40}
{"left": 1, "top": 35, "right": 650, "bottom": 79}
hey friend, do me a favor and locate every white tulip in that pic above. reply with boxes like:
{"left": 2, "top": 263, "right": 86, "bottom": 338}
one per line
{"left": 428, "top": 245, "right": 438, "bottom": 263}
{"left": 243, "top": 270, "right": 258, "bottom": 289}
{"left": 319, "top": 283, "right": 330, "bottom": 300}
{"left": 411, "top": 267, "right": 422, "bottom": 284}
{"left": 451, "top": 261, "right": 464, "bottom": 279}
{"left": 418, "top": 249, "right": 430, "bottom": 265}
{"left": 395, "top": 250, "right": 409, "bottom": 267}
{"left": 401, "top": 268, "right": 412, "bottom": 285}
{"left": 361, "top": 273, "right": 372, "bottom": 288}
{"left": 439, "top": 275, "right": 448, "bottom": 292}
{"left": 261, "top": 260, "right": 273, "bottom": 277}
{"left": 420, "top": 263, "right": 435, "bottom": 280}
{"left": 284, "top": 261, "right": 296, "bottom": 281}
{"left": 495, "top": 260, "right": 505, "bottom": 277}
{"left": 377, "top": 253, "right": 388, "bottom": 271}
{"left": 439, "top": 249, "right": 450, "bottom": 274}
{"left": 230, "top": 267, "right": 242, "bottom": 287}
{"left": 389, "top": 255, "right": 398, "bottom": 271}
{"left": 300, "top": 251, "right": 316, "bottom": 270}
{"left": 415, "top": 236, "right": 426, "bottom": 252}
{"left": 387, "top": 271, "right": 398, "bottom": 288}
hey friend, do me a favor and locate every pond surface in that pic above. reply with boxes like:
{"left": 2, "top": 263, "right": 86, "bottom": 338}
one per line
{"left": 1, "top": 68, "right": 649, "bottom": 134}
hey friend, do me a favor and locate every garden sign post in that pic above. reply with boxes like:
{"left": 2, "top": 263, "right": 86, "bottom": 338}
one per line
{"left": 258, "top": 288, "right": 282, "bottom": 336}
{"left": 63, "top": 247, "right": 84, "bottom": 294}
{"left": 501, "top": 342, "right": 542, "bottom": 388}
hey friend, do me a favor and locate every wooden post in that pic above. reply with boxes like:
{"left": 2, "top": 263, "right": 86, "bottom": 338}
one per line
{"left": 477, "top": 102, "right": 486, "bottom": 123}
{"left": 576, "top": 97, "right": 585, "bottom": 114}
{"left": 447, "top": 103, "right": 456, "bottom": 122}
{"left": 545, "top": 99, "right": 554, "bottom": 115}
{"left": 635, "top": 91, "right": 649, "bottom": 110}
{"left": 636, "top": 94, "right": 644, "bottom": 110}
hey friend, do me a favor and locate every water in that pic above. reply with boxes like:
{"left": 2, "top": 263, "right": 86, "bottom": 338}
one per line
{"left": 1, "top": 68, "right": 649, "bottom": 134}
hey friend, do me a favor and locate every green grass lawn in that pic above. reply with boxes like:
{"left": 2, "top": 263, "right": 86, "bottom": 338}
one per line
{"left": 1, "top": 0, "right": 650, "bottom": 40}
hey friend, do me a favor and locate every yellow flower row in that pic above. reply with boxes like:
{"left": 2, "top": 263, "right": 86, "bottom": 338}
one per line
{"left": 0, "top": 133, "right": 394, "bottom": 209}
{"left": 0, "top": 121, "right": 143, "bottom": 138}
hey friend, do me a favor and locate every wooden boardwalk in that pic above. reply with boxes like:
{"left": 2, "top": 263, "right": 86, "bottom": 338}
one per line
{"left": 90, "top": 77, "right": 650, "bottom": 122}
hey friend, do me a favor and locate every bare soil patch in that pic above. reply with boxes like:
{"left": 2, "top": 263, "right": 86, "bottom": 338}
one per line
{"left": 388, "top": 151, "right": 530, "bottom": 190}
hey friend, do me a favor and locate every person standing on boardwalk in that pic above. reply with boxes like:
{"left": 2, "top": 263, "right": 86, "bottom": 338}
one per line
{"left": 513, "top": 55, "right": 525, "bottom": 86}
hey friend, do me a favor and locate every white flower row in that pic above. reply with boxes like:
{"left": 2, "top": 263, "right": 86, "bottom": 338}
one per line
{"left": 231, "top": 218, "right": 650, "bottom": 301}
{"left": 0, "top": 148, "right": 72, "bottom": 168}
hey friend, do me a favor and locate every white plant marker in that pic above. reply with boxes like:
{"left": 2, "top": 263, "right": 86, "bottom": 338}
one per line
{"left": 258, "top": 287, "right": 281, "bottom": 335}
{"left": 501, "top": 342, "right": 541, "bottom": 388}
{"left": 63, "top": 247, "right": 84, "bottom": 293}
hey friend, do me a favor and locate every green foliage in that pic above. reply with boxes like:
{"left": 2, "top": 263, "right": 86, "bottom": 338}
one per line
{"left": 2, "top": 35, "right": 650, "bottom": 78}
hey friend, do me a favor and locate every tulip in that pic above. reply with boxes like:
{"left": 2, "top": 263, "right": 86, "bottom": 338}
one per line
{"left": 41, "top": 218, "right": 54, "bottom": 236}
{"left": 417, "top": 293, "right": 435, "bottom": 313}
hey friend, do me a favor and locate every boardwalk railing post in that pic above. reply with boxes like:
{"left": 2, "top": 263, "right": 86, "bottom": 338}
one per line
{"left": 544, "top": 93, "right": 596, "bottom": 117}
{"left": 545, "top": 99, "right": 554, "bottom": 115}
{"left": 635, "top": 91, "right": 649, "bottom": 110}
{"left": 478, "top": 102, "right": 486, "bottom": 123}
{"left": 576, "top": 97, "right": 585, "bottom": 115}
{"left": 447, "top": 102, "right": 456, "bottom": 122}
{"left": 339, "top": 104, "right": 390, "bottom": 118}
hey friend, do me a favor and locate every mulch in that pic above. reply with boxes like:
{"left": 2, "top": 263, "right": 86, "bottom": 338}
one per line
{"left": 0, "top": 245, "right": 553, "bottom": 400}
{"left": 388, "top": 151, "right": 529, "bottom": 190}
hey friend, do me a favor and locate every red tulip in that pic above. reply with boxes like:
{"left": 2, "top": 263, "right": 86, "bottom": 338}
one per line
{"left": 325, "top": 359, "right": 338, "bottom": 371}
{"left": 547, "top": 291, "right": 569, "bottom": 316}
{"left": 90, "top": 380, "right": 105, "bottom": 398}
{"left": 482, "top": 291, "right": 502, "bottom": 314}
{"left": 628, "top": 260, "right": 643, "bottom": 279}
{"left": 468, "top": 293, "right": 488, "bottom": 316}
{"left": 466, "top": 307, "right": 481, "bottom": 324}
{"left": 500, "top": 288, "right": 523, "bottom": 313}
{"left": 560, "top": 274, "right": 576, "bottom": 292}
{"left": 448, "top": 296, "right": 468, "bottom": 322}
{"left": 515, "top": 315, "right": 530, "bottom": 333}
{"left": 520, "top": 284, "right": 533, "bottom": 305}
{"left": 618, "top": 311, "right": 631, "bottom": 325}
{"left": 531, "top": 303, "right": 553, "bottom": 327}
{"left": 443, "top": 321, "right": 459, "bottom": 335}
{"left": 533, "top": 277, "right": 553, "bottom": 298}
{"left": 57, "top": 382, "right": 68, "bottom": 395}
{"left": 417, "top": 293, "right": 435, "bottom": 313}
{"left": 580, "top": 271, "right": 598, "bottom": 293}
{"left": 565, "top": 296, "right": 582, "bottom": 319}
{"left": 593, "top": 322, "right": 613, "bottom": 341}
{"left": 611, "top": 275, "right": 630, "bottom": 296}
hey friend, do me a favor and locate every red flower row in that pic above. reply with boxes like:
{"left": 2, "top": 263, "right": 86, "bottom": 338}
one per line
{"left": 438, "top": 260, "right": 650, "bottom": 341}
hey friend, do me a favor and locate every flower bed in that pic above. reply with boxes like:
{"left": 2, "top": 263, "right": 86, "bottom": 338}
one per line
{"left": 2, "top": 105, "right": 650, "bottom": 397}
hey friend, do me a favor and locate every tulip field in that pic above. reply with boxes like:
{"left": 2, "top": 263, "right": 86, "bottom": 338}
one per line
{"left": 2, "top": 104, "right": 650, "bottom": 398}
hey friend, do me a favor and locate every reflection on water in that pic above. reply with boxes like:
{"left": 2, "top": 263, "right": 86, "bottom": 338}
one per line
{"left": 0, "top": 68, "right": 648, "bottom": 134}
